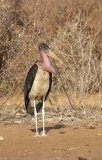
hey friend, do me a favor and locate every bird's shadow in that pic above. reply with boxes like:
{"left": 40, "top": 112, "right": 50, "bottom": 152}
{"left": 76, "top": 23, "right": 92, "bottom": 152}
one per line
{"left": 31, "top": 124, "right": 66, "bottom": 134}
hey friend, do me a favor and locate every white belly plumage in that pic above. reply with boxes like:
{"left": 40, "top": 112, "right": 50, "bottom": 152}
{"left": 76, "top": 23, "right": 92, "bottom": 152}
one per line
{"left": 29, "top": 65, "right": 49, "bottom": 100}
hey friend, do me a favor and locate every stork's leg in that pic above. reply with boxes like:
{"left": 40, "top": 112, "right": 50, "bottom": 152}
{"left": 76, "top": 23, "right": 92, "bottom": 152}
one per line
{"left": 34, "top": 100, "right": 39, "bottom": 136}
{"left": 42, "top": 96, "right": 47, "bottom": 136}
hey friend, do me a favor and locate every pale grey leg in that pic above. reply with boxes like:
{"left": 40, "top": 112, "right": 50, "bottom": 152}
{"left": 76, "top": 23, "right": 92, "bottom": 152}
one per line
{"left": 34, "top": 100, "right": 39, "bottom": 136}
{"left": 42, "top": 96, "right": 47, "bottom": 136}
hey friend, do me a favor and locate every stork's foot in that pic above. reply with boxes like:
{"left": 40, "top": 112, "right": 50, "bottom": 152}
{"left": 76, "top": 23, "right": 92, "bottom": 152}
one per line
{"left": 34, "top": 132, "right": 40, "bottom": 137}
{"left": 42, "top": 131, "right": 47, "bottom": 137}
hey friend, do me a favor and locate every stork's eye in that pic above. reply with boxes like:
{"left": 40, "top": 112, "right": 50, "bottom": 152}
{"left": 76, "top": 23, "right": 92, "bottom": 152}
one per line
{"left": 39, "top": 46, "right": 42, "bottom": 49}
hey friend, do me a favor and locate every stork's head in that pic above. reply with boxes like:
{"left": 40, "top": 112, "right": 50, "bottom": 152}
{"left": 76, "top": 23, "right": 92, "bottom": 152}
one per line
{"left": 39, "top": 43, "right": 62, "bottom": 63}
{"left": 39, "top": 43, "right": 62, "bottom": 74}
{"left": 39, "top": 43, "right": 49, "bottom": 51}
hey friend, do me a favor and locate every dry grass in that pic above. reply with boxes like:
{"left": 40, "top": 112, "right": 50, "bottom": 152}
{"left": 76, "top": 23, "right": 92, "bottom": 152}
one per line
{"left": 0, "top": 0, "right": 102, "bottom": 118}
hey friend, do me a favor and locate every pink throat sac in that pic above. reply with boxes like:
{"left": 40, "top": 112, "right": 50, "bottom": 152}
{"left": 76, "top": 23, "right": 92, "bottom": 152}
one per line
{"left": 40, "top": 49, "right": 56, "bottom": 74}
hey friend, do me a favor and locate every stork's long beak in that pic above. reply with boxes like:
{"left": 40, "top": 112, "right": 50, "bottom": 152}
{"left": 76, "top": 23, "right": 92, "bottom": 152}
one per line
{"left": 47, "top": 50, "right": 63, "bottom": 64}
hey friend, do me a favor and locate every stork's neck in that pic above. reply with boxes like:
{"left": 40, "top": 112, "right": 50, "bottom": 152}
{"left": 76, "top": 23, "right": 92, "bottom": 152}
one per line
{"left": 40, "top": 49, "right": 56, "bottom": 74}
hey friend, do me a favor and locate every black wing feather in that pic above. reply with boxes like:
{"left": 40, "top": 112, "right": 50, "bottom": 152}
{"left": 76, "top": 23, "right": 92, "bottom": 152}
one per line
{"left": 24, "top": 63, "right": 38, "bottom": 111}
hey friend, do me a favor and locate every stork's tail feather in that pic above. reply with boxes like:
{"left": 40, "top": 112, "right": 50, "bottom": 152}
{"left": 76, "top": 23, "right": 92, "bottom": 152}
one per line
{"left": 26, "top": 102, "right": 43, "bottom": 115}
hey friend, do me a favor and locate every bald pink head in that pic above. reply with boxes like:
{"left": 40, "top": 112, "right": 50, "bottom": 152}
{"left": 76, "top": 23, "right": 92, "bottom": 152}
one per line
{"left": 39, "top": 43, "right": 56, "bottom": 74}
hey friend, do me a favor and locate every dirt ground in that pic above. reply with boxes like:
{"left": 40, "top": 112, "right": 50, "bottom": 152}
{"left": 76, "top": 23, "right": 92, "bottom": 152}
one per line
{"left": 0, "top": 94, "right": 102, "bottom": 160}
{"left": 0, "top": 121, "right": 102, "bottom": 160}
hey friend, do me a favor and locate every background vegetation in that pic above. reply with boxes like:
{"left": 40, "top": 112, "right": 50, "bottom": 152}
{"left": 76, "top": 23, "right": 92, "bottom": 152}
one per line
{"left": 0, "top": 0, "right": 102, "bottom": 118}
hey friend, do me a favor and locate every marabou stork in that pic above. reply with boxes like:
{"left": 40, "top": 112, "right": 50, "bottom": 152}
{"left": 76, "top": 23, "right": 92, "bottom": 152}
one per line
{"left": 24, "top": 43, "right": 61, "bottom": 136}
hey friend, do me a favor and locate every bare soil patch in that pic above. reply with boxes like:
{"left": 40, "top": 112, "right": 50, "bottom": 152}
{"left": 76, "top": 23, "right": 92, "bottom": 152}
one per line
{"left": 0, "top": 111, "right": 102, "bottom": 160}
{"left": 0, "top": 94, "right": 102, "bottom": 160}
